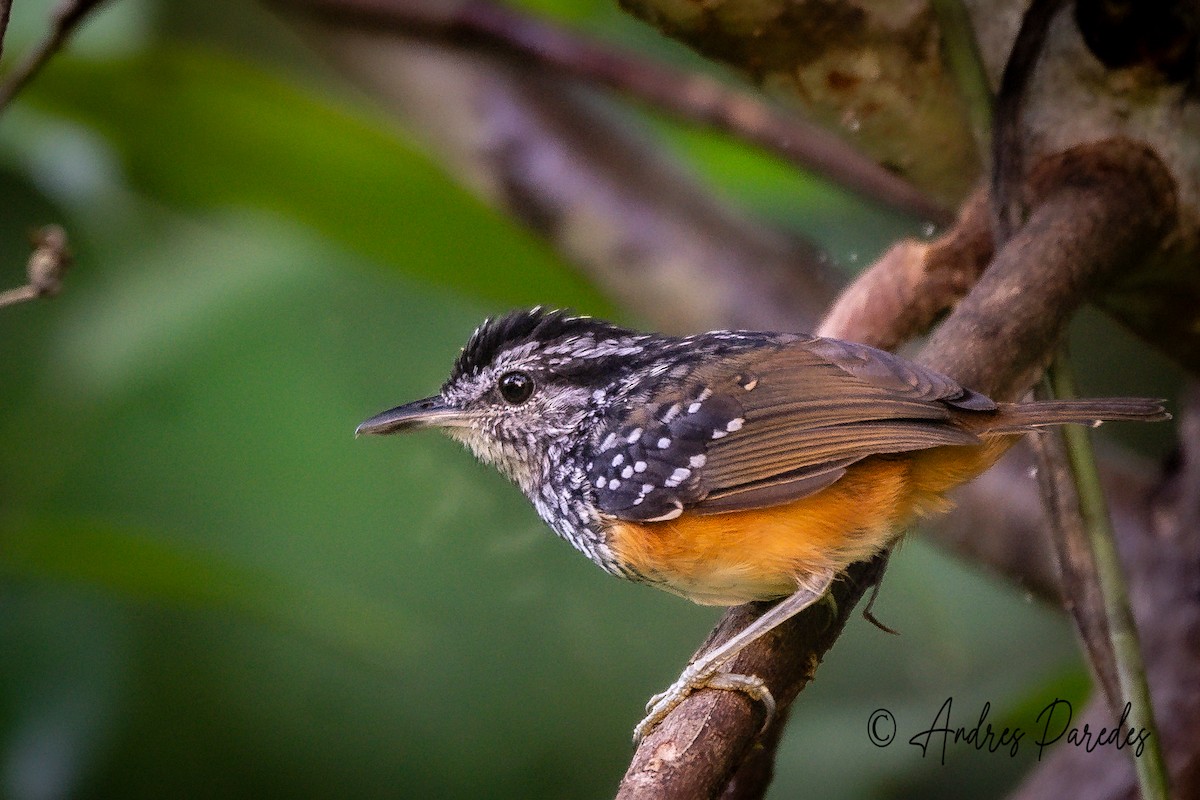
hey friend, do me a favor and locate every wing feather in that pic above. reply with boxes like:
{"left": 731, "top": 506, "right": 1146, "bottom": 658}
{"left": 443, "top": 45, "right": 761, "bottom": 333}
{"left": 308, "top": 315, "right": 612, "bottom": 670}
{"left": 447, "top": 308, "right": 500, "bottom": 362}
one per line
{"left": 589, "top": 335, "right": 993, "bottom": 520}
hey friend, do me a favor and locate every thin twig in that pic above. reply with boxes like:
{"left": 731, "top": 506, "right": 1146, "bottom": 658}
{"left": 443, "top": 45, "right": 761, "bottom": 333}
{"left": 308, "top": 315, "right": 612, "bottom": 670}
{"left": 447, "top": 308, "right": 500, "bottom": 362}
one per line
{"left": 0, "top": 224, "right": 72, "bottom": 308}
{"left": 930, "top": 0, "right": 994, "bottom": 158}
{"left": 311, "top": 35, "right": 836, "bottom": 332}
{"left": 280, "top": 0, "right": 951, "bottom": 223}
{"left": 1029, "top": 383, "right": 1120, "bottom": 707}
{"left": 1045, "top": 352, "right": 1170, "bottom": 800}
{"left": 990, "top": 0, "right": 1069, "bottom": 241}
{"left": 0, "top": 0, "right": 111, "bottom": 112}
{"left": 0, "top": 284, "right": 38, "bottom": 307}
{"left": 0, "top": 0, "right": 14, "bottom": 64}
{"left": 1012, "top": 388, "right": 1200, "bottom": 800}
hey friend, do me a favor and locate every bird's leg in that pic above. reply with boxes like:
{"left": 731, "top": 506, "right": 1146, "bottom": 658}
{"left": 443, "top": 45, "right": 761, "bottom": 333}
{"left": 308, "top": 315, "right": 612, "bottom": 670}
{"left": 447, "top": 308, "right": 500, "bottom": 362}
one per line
{"left": 860, "top": 546, "right": 898, "bottom": 634}
{"left": 861, "top": 572, "right": 898, "bottom": 635}
{"left": 634, "top": 568, "right": 836, "bottom": 743}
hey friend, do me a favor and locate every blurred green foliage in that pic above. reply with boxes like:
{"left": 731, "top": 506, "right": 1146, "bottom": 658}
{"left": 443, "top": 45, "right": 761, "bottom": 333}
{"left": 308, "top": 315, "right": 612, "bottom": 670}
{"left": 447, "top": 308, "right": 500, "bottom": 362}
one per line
{"left": 24, "top": 48, "right": 608, "bottom": 312}
{"left": 1, "top": 1, "right": 1162, "bottom": 798}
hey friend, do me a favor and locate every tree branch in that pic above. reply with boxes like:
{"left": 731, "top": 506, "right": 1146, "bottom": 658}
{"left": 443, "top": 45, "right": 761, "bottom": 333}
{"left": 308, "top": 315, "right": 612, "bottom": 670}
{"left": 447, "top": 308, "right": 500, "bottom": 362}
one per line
{"left": 617, "top": 137, "right": 1177, "bottom": 799}
{"left": 617, "top": 557, "right": 887, "bottom": 799}
{"left": 818, "top": 185, "right": 992, "bottom": 348}
{"left": 299, "top": 24, "right": 838, "bottom": 333}
{"left": 990, "top": 0, "right": 1069, "bottom": 242}
{"left": 0, "top": 225, "right": 71, "bottom": 309}
{"left": 0, "top": 0, "right": 111, "bottom": 112}
{"left": 617, "top": 0, "right": 985, "bottom": 206}
{"left": 919, "top": 139, "right": 1176, "bottom": 395}
{"left": 0, "top": 0, "right": 14, "bottom": 64}
{"left": 1011, "top": 386, "right": 1200, "bottom": 800}
{"left": 1035, "top": 355, "right": 1169, "bottom": 799}
{"left": 279, "top": 0, "right": 949, "bottom": 222}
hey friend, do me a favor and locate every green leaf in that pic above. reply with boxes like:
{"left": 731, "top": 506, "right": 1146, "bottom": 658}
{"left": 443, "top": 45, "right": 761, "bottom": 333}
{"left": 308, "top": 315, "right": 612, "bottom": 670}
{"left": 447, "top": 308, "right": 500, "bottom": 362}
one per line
{"left": 22, "top": 46, "right": 609, "bottom": 311}
{"left": 0, "top": 517, "right": 420, "bottom": 668}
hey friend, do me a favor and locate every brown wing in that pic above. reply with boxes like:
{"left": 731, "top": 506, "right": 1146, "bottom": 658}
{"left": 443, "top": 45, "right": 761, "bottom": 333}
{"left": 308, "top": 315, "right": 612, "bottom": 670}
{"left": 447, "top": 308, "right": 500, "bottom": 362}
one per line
{"left": 693, "top": 338, "right": 991, "bottom": 512}
{"left": 589, "top": 336, "right": 995, "bottom": 520}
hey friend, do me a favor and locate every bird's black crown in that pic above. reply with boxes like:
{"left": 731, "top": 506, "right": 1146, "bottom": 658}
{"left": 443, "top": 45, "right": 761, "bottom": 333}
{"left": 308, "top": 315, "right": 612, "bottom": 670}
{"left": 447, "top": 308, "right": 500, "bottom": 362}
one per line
{"left": 448, "top": 307, "right": 635, "bottom": 384}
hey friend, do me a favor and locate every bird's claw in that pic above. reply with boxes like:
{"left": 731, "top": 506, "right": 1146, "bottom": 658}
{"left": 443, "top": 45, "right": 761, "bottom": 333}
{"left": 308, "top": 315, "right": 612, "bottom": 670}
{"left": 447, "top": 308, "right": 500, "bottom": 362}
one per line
{"left": 633, "top": 666, "right": 776, "bottom": 744}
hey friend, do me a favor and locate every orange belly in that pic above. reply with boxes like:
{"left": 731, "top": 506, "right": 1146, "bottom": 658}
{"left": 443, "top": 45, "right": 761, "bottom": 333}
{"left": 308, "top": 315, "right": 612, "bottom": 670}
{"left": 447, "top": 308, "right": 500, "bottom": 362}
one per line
{"left": 604, "top": 439, "right": 1012, "bottom": 605}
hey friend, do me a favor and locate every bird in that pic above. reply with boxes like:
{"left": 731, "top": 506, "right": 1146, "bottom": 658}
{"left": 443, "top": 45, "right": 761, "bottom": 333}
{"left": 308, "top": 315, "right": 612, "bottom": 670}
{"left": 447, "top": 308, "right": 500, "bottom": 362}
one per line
{"left": 356, "top": 307, "right": 1168, "bottom": 741}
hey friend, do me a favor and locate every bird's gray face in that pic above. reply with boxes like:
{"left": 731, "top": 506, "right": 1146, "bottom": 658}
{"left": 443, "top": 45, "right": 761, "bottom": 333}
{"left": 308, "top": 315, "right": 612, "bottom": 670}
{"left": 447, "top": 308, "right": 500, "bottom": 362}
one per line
{"left": 357, "top": 341, "right": 600, "bottom": 495}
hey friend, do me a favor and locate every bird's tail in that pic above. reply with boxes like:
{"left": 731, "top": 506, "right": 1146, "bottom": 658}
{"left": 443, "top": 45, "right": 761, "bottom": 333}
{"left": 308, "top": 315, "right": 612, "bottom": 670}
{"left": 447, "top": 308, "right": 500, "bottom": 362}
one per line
{"left": 984, "top": 398, "right": 1170, "bottom": 435}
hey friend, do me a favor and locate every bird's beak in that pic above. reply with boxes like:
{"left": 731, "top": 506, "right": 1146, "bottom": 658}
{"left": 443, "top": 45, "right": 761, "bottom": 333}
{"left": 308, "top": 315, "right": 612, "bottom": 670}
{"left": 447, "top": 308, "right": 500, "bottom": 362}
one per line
{"left": 355, "top": 396, "right": 467, "bottom": 437}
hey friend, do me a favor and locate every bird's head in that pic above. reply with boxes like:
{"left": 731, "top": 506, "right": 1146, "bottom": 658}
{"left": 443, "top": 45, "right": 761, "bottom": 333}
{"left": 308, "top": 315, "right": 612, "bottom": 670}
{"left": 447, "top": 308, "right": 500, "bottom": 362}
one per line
{"left": 356, "top": 308, "right": 652, "bottom": 492}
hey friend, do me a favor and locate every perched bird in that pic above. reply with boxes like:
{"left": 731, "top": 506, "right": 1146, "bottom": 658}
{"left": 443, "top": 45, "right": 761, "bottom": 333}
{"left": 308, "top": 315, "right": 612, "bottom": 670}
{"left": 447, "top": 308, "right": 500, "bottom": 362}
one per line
{"left": 357, "top": 308, "right": 1167, "bottom": 740}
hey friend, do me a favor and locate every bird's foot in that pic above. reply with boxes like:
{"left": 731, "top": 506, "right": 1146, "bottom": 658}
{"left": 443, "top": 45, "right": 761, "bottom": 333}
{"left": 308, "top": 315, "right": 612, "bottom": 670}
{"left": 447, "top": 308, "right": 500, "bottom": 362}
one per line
{"left": 631, "top": 574, "right": 833, "bottom": 745}
{"left": 633, "top": 664, "right": 775, "bottom": 744}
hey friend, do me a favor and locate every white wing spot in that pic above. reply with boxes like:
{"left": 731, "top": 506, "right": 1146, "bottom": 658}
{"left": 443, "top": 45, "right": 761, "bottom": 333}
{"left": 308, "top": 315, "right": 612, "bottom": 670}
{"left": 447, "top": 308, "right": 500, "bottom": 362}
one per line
{"left": 626, "top": 427, "right": 643, "bottom": 443}
{"left": 687, "top": 402, "right": 703, "bottom": 414}
{"left": 643, "top": 503, "right": 684, "bottom": 522}
{"left": 612, "top": 453, "right": 624, "bottom": 467}
{"left": 664, "top": 467, "right": 691, "bottom": 488}
{"left": 621, "top": 465, "right": 634, "bottom": 479}
{"left": 657, "top": 437, "right": 671, "bottom": 449}
{"left": 609, "top": 479, "right": 621, "bottom": 489}
{"left": 595, "top": 477, "right": 608, "bottom": 489}
{"left": 634, "top": 461, "right": 647, "bottom": 473}
{"left": 689, "top": 454, "right": 707, "bottom": 468}
{"left": 726, "top": 418, "right": 744, "bottom": 432}
{"left": 600, "top": 432, "right": 618, "bottom": 451}
{"left": 642, "top": 483, "right": 655, "bottom": 494}
{"left": 711, "top": 429, "right": 728, "bottom": 439}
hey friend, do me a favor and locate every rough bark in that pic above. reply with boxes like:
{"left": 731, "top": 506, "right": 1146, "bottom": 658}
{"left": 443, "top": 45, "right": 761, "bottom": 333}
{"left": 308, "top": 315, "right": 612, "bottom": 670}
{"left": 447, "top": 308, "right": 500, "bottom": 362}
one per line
{"left": 620, "top": 0, "right": 1200, "bottom": 374}
{"left": 617, "top": 137, "right": 1180, "bottom": 800}
{"left": 617, "top": 0, "right": 984, "bottom": 207}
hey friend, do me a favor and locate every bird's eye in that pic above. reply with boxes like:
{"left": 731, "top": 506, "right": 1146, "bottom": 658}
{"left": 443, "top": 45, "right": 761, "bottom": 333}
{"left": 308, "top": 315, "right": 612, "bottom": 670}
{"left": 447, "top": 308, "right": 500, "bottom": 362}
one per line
{"left": 498, "top": 371, "right": 535, "bottom": 405}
